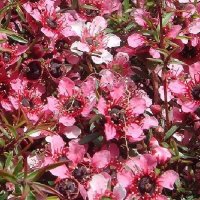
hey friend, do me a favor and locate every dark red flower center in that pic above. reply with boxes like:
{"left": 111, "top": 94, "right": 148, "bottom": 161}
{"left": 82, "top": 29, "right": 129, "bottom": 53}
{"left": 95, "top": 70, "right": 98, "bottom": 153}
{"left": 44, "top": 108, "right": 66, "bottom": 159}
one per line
{"left": 109, "top": 105, "right": 124, "bottom": 124}
{"left": 49, "top": 59, "right": 62, "bottom": 78}
{"left": 47, "top": 18, "right": 58, "bottom": 29}
{"left": 0, "top": 83, "right": 9, "bottom": 97}
{"left": 138, "top": 176, "right": 155, "bottom": 194}
{"left": 72, "top": 165, "right": 88, "bottom": 181}
{"left": 25, "top": 61, "right": 42, "bottom": 80}
{"left": 21, "top": 97, "right": 34, "bottom": 108}
{"left": 85, "top": 37, "right": 99, "bottom": 47}
{"left": 181, "top": 45, "right": 198, "bottom": 59}
{"left": 55, "top": 179, "right": 79, "bottom": 199}
{"left": 3, "top": 52, "right": 11, "bottom": 63}
{"left": 191, "top": 85, "right": 200, "bottom": 100}
{"left": 29, "top": 0, "right": 40, "bottom": 2}
{"left": 55, "top": 40, "right": 68, "bottom": 52}
{"left": 64, "top": 98, "right": 82, "bottom": 113}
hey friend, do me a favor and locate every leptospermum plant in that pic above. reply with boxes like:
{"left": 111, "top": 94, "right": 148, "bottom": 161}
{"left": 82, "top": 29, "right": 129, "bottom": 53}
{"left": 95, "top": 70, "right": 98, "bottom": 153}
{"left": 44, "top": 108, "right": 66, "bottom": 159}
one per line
{"left": 0, "top": 0, "right": 200, "bottom": 199}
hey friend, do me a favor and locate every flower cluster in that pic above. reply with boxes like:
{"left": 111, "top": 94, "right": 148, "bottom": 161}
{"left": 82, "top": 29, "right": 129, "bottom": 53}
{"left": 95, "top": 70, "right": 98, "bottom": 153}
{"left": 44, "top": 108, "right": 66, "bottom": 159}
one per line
{"left": 0, "top": 0, "right": 200, "bottom": 199}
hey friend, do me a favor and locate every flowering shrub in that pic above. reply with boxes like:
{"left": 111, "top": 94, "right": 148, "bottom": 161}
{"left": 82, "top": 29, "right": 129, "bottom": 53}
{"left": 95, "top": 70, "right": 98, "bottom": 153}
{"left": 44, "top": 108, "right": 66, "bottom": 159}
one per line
{"left": 0, "top": 0, "right": 200, "bottom": 199}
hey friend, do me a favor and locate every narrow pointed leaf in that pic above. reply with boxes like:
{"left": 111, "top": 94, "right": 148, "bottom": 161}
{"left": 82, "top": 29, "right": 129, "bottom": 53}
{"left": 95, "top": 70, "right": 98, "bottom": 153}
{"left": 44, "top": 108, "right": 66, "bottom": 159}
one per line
{"left": 27, "top": 161, "right": 66, "bottom": 181}
{"left": 0, "top": 170, "right": 17, "bottom": 184}
{"left": 164, "top": 125, "right": 179, "bottom": 141}
{"left": 30, "top": 182, "right": 63, "bottom": 199}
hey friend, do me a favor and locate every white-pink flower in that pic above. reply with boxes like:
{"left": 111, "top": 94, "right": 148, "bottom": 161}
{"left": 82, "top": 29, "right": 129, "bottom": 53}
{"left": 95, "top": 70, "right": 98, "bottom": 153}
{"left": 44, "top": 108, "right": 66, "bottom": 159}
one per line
{"left": 70, "top": 16, "right": 121, "bottom": 64}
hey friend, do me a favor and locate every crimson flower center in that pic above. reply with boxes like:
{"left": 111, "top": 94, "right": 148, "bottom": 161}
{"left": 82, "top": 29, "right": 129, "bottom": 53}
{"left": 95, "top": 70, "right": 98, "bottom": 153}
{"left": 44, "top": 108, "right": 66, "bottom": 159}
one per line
{"left": 138, "top": 176, "right": 155, "bottom": 194}
{"left": 46, "top": 18, "right": 58, "bottom": 29}
{"left": 25, "top": 61, "right": 42, "bottom": 80}
{"left": 191, "top": 84, "right": 200, "bottom": 100}
{"left": 64, "top": 98, "right": 82, "bottom": 112}
{"left": 50, "top": 59, "right": 62, "bottom": 78}
{"left": 72, "top": 165, "right": 88, "bottom": 181}
{"left": 181, "top": 45, "right": 197, "bottom": 59}
{"left": 22, "top": 98, "right": 34, "bottom": 108}
{"left": 109, "top": 106, "right": 124, "bottom": 124}
{"left": 3, "top": 52, "right": 11, "bottom": 62}
{"left": 0, "top": 83, "right": 9, "bottom": 97}
{"left": 55, "top": 179, "right": 79, "bottom": 199}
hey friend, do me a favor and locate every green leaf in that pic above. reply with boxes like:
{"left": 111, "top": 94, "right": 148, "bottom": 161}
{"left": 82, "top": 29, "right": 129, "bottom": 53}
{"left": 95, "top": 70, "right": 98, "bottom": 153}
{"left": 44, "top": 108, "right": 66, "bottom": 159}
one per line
{"left": 0, "top": 191, "right": 8, "bottom": 200}
{"left": 25, "top": 191, "right": 37, "bottom": 200}
{"left": 147, "top": 58, "right": 164, "bottom": 63}
{"left": 13, "top": 159, "right": 23, "bottom": 175}
{"left": 0, "top": 126, "right": 10, "bottom": 139}
{"left": 0, "top": 28, "right": 28, "bottom": 44}
{"left": 81, "top": 4, "right": 98, "bottom": 10}
{"left": 8, "top": 35, "right": 28, "bottom": 44}
{"left": 164, "top": 125, "right": 179, "bottom": 141}
{"left": 122, "top": 0, "right": 130, "bottom": 11}
{"left": 71, "top": 0, "right": 79, "bottom": 9}
{"left": 102, "top": 197, "right": 112, "bottom": 200}
{"left": 79, "top": 132, "right": 100, "bottom": 145}
{"left": 30, "top": 182, "right": 63, "bottom": 199}
{"left": 0, "top": 3, "right": 16, "bottom": 16}
{"left": 46, "top": 196, "right": 60, "bottom": 200}
{"left": 0, "top": 170, "right": 17, "bottom": 184}
{"left": 124, "top": 23, "right": 136, "bottom": 32}
{"left": 7, "top": 125, "right": 17, "bottom": 138}
{"left": 171, "top": 140, "right": 179, "bottom": 156}
{"left": 16, "top": 5, "right": 26, "bottom": 22}
{"left": 4, "top": 152, "right": 13, "bottom": 169}
{"left": 162, "top": 12, "right": 174, "bottom": 27}
{"left": 0, "top": 138, "right": 5, "bottom": 147}
{"left": 27, "top": 161, "right": 66, "bottom": 182}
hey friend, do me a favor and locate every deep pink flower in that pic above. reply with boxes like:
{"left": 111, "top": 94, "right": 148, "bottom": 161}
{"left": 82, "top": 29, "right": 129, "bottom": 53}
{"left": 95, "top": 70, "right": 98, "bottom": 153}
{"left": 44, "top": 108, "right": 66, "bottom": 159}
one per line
{"left": 78, "top": 0, "right": 121, "bottom": 18}
{"left": 169, "top": 62, "right": 200, "bottom": 112}
{"left": 23, "top": 0, "right": 75, "bottom": 39}
{"left": 44, "top": 135, "right": 69, "bottom": 178}
{"left": 119, "top": 154, "right": 179, "bottom": 200}
{"left": 106, "top": 52, "right": 133, "bottom": 76}
{"left": 67, "top": 139, "right": 86, "bottom": 165}
{"left": 46, "top": 77, "right": 94, "bottom": 126}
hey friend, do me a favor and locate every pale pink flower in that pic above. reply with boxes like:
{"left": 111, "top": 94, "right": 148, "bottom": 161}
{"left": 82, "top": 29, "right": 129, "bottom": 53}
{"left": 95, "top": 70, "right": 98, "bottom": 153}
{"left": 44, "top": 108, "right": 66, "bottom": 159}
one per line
{"left": 70, "top": 16, "right": 121, "bottom": 64}
{"left": 67, "top": 139, "right": 86, "bottom": 165}
{"left": 92, "top": 150, "right": 111, "bottom": 169}
{"left": 127, "top": 33, "right": 146, "bottom": 48}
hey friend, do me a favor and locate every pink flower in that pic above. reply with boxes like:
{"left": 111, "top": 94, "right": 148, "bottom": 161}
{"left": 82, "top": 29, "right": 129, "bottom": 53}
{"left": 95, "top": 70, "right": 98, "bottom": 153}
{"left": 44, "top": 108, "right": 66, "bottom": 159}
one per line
{"left": 106, "top": 52, "right": 133, "bottom": 76}
{"left": 169, "top": 62, "right": 200, "bottom": 112}
{"left": 188, "top": 19, "right": 200, "bottom": 34}
{"left": 44, "top": 135, "right": 69, "bottom": 178}
{"left": 166, "top": 25, "right": 182, "bottom": 39}
{"left": 87, "top": 173, "right": 110, "bottom": 200}
{"left": 67, "top": 139, "right": 86, "bottom": 165}
{"left": 78, "top": 0, "right": 121, "bottom": 17}
{"left": 150, "top": 137, "right": 172, "bottom": 164}
{"left": 127, "top": 33, "right": 146, "bottom": 48}
{"left": 70, "top": 16, "right": 121, "bottom": 64}
{"left": 23, "top": 1, "right": 75, "bottom": 38}
{"left": 131, "top": 9, "right": 150, "bottom": 27}
{"left": 125, "top": 123, "right": 145, "bottom": 142}
{"left": 92, "top": 150, "right": 111, "bottom": 168}
{"left": 123, "top": 154, "right": 179, "bottom": 199}
{"left": 149, "top": 48, "right": 160, "bottom": 58}
{"left": 129, "top": 97, "right": 148, "bottom": 115}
